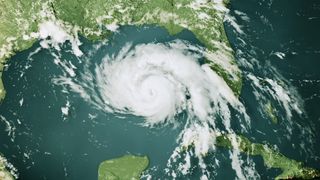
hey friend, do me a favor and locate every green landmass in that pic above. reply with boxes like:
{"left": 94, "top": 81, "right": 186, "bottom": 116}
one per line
{"left": 0, "top": 155, "right": 14, "bottom": 180}
{"left": 0, "top": 0, "right": 241, "bottom": 101}
{"left": 266, "top": 101, "right": 278, "bottom": 124}
{"left": 216, "top": 134, "right": 320, "bottom": 179}
{"left": 98, "top": 155, "right": 149, "bottom": 180}
{"left": 100, "top": 135, "right": 320, "bottom": 180}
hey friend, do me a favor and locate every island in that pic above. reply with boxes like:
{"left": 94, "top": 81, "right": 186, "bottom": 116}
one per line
{"left": 98, "top": 155, "right": 149, "bottom": 180}
{"left": 0, "top": 155, "right": 14, "bottom": 180}
{"left": 100, "top": 135, "right": 320, "bottom": 180}
{"left": 216, "top": 134, "right": 320, "bottom": 179}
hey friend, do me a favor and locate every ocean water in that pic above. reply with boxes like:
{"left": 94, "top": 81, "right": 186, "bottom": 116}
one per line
{"left": 0, "top": 0, "right": 320, "bottom": 179}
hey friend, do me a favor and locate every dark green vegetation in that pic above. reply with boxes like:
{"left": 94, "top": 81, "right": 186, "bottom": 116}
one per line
{"left": 216, "top": 135, "right": 320, "bottom": 179}
{"left": 0, "top": 0, "right": 241, "bottom": 101}
{"left": 98, "top": 155, "right": 149, "bottom": 180}
{"left": 266, "top": 101, "right": 278, "bottom": 124}
{"left": 0, "top": 1, "right": 41, "bottom": 100}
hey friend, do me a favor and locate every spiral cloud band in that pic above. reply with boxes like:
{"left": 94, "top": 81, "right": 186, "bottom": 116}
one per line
{"left": 53, "top": 40, "right": 252, "bottom": 178}
{"left": 92, "top": 41, "right": 242, "bottom": 125}
{"left": 54, "top": 40, "right": 248, "bottom": 140}
{"left": 51, "top": 38, "right": 314, "bottom": 179}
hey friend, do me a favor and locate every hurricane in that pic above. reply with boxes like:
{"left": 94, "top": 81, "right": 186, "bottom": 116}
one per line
{"left": 1, "top": 1, "right": 319, "bottom": 179}
{"left": 49, "top": 32, "right": 315, "bottom": 178}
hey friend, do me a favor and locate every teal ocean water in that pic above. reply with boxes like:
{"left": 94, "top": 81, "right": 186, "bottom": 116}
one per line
{"left": 0, "top": 0, "right": 320, "bottom": 179}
